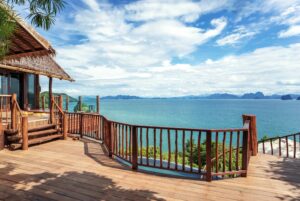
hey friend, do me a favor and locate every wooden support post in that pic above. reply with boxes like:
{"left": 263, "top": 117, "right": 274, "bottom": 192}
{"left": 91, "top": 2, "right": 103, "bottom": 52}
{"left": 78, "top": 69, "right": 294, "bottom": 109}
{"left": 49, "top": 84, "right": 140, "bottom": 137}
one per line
{"left": 241, "top": 129, "right": 249, "bottom": 177}
{"left": 78, "top": 96, "right": 82, "bottom": 111}
{"left": 11, "top": 94, "right": 17, "bottom": 130}
{"left": 49, "top": 77, "right": 53, "bottom": 123}
{"left": 206, "top": 131, "right": 212, "bottom": 182}
{"left": 96, "top": 96, "right": 100, "bottom": 114}
{"left": 66, "top": 96, "right": 69, "bottom": 112}
{"left": 63, "top": 114, "right": 68, "bottom": 140}
{"left": 132, "top": 126, "right": 138, "bottom": 170}
{"left": 242, "top": 115, "right": 258, "bottom": 156}
{"left": 80, "top": 113, "right": 84, "bottom": 138}
{"left": 42, "top": 96, "right": 45, "bottom": 111}
{"left": 108, "top": 121, "right": 113, "bottom": 157}
{"left": 0, "top": 121, "right": 4, "bottom": 150}
{"left": 22, "top": 116, "right": 28, "bottom": 150}
{"left": 59, "top": 95, "right": 63, "bottom": 110}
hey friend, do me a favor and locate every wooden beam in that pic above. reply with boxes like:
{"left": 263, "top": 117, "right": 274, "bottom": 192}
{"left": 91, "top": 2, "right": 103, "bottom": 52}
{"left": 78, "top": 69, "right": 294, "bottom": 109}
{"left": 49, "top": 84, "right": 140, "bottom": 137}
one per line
{"left": 13, "top": 32, "right": 38, "bottom": 51}
{"left": 22, "top": 116, "right": 28, "bottom": 150}
{"left": 49, "top": 77, "right": 53, "bottom": 123}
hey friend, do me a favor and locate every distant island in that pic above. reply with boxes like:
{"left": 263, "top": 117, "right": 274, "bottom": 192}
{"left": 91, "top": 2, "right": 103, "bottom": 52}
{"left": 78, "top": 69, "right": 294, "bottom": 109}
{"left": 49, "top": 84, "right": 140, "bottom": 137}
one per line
{"left": 82, "top": 92, "right": 300, "bottom": 100}
{"left": 40, "top": 91, "right": 77, "bottom": 102}
{"left": 281, "top": 95, "right": 293, "bottom": 100}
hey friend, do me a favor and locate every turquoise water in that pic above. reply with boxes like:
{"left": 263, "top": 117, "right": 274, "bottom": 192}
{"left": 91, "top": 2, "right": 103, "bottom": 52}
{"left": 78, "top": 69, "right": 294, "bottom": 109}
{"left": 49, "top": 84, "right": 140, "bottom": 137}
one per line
{"left": 70, "top": 99, "right": 300, "bottom": 140}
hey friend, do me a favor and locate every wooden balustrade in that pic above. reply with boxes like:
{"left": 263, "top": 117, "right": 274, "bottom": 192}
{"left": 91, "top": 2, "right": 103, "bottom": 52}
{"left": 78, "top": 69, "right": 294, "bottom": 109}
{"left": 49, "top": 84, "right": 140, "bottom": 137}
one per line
{"left": 0, "top": 95, "right": 12, "bottom": 126}
{"left": 51, "top": 97, "right": 67, "bottom": 138}
{"left": 259, "top": 132, "right": 300, "bottom": 158}
{"left": 66, "top": 112, "right": 102, "bottom": 140}
{"left": 64, "top": 112, "right": 255, "bottom": 181}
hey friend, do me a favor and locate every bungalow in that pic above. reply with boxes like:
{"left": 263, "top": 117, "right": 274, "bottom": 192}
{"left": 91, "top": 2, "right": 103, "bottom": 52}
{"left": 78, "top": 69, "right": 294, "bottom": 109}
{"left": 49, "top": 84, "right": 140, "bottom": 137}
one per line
{"left": 0, "top": 17, "right": 73, "bottom": 110}
{"left": 0, "top": 16, "right": 73, "bottom": 150}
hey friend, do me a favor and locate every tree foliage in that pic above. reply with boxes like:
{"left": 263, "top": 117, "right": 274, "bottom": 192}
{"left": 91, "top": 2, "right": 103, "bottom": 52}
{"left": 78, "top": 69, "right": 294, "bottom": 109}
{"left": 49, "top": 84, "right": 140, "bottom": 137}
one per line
{"left": 0, "top": 0, "right": 65, "bottom": 58}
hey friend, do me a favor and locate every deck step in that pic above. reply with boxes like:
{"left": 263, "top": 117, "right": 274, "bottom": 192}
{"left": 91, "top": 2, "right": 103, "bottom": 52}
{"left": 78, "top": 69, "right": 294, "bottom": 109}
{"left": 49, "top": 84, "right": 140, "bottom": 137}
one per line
{"left": 28, "top": 124, "right": 56, "bottom": 133}
{"left": 4, "top": 129, "right": 19, "bottom": 136}
{"left": 7, "top": 135, "right": 22, "bottom": 143}
{"left": 9, "top": 143, "right": 22, "bottom": 150}
{"left": 28, "top": 129, "right": 58, "bottom": 138}
{"left": 28, "top": 134, "right": 62, "bottom": 145}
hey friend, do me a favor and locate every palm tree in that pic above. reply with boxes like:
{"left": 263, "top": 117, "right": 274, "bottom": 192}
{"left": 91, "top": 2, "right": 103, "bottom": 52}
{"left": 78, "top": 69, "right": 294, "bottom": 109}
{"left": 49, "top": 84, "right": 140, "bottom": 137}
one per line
{"left": 0, "top": 0, "right": 66, "bottom": 58}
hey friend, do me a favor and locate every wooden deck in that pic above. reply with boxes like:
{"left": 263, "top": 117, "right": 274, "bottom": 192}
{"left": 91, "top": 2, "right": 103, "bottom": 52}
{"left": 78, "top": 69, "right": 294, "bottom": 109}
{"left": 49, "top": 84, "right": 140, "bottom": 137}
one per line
{"left": 0, "top": 139, "right": 299, "bottom": 201}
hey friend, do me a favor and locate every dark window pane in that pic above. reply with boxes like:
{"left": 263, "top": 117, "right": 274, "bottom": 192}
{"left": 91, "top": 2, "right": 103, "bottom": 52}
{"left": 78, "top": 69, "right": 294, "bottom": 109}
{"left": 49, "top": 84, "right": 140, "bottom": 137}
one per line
{"left": 27, "top": 74, "right": 35, "bottom": 109}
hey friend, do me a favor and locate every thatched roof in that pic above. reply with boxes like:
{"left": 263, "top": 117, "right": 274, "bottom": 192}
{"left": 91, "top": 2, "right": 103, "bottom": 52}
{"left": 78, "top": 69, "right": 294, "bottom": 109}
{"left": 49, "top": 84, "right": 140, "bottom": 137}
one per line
{"left": 0, "top": 14, "right": 73, "bottom": 81}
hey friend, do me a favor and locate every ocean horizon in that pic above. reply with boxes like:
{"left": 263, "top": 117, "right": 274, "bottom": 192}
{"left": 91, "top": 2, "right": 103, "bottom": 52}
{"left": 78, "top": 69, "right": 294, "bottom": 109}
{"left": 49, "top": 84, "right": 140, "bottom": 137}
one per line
{"left": 68, "top": 98, "right": 300, "bottom": 140}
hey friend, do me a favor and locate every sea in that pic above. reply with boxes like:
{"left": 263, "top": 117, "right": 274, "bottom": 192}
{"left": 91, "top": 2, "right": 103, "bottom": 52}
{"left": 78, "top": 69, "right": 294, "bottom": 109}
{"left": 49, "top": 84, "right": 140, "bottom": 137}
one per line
{"left": 68, "top": 98, "right": 300, "bottom": 140}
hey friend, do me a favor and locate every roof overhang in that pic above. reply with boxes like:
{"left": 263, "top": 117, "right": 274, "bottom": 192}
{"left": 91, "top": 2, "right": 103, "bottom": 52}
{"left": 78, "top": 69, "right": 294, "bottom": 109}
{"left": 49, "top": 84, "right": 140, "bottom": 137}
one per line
{"left": 0, "top": 9, "right": 74, "bottom": 81}
{"left": 0, "top": 55, "right": 74, "bottom": 81}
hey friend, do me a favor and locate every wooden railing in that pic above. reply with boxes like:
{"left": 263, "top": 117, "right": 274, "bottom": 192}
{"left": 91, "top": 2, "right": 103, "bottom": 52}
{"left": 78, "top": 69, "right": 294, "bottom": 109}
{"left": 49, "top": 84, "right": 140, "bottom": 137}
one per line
{"left": 51, "top": 97, "right": 68, "bottom": 139}
{"left": 258, "top": 133, "right": 300, "bottom": 158}
{"left": 66, "top": 113, "right": 256, "bottom": 181}
{"left": 0, "top": 95, "right": 12, "bottom": 125}
{"left": 66, "top": 112, "right": 102, "bottom": 140}
{"left": 104, "top": 118, "right": 253, "bottom": 181}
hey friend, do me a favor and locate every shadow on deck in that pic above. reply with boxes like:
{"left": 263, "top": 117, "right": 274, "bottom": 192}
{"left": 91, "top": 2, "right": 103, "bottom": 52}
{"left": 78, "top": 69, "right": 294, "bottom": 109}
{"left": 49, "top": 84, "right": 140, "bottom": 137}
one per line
{"left": 0, "top": 139, "right": 299, "bottom": 201}
{"left": 0, "top": 162, "right": 164, "bottom": 201}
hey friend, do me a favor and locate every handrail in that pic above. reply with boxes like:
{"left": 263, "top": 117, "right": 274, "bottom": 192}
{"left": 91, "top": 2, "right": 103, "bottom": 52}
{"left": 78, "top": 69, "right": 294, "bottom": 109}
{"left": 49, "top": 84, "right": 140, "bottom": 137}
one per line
{"left": 51, "top": 96, "right": 67, "bottom": 139}
{"left": 100, "top": 115, "right": 248, "bottom": 132}
{"left": 52, "top": 97, "right": 65, "bottom": 114}
{"left": 258, "top": 132, "right": 300, "bottom": 158}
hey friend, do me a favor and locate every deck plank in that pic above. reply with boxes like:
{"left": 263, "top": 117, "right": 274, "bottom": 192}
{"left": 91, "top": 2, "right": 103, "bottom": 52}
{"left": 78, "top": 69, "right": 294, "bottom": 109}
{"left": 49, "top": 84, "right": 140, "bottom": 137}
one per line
{"left": 0, "top": 139, "right": 299, "bottom": 201}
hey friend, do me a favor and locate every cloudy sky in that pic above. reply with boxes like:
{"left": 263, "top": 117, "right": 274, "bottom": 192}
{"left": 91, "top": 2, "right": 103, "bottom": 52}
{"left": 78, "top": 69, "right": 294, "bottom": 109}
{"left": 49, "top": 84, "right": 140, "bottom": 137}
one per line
{"left": 19, "top": 0, "right": 300, "bottom": 97}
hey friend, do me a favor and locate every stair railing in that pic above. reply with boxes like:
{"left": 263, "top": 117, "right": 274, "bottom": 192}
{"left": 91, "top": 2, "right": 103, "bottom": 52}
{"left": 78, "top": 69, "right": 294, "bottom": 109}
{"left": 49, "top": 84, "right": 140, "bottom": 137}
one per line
{"left": 11, "top": 94, "right": 28, "bottom": 150}
{"left": 51, "top": 96, "right": 68, "bottom": 139}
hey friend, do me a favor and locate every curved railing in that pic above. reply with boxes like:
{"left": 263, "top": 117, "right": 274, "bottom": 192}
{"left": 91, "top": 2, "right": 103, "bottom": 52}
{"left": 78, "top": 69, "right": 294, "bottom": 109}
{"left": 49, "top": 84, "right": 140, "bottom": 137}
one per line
{"left": 258, "top": 133, "right": 300, "bottom": 158}
{"left": 66, "top": 113, "right": 257, "bottom": 181}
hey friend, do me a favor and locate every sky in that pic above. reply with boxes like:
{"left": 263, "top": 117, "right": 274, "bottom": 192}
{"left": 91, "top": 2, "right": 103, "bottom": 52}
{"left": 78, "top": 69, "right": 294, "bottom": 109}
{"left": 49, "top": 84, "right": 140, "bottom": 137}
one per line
{"left": 17, "top": 0, "right": 300, "bottom": 97}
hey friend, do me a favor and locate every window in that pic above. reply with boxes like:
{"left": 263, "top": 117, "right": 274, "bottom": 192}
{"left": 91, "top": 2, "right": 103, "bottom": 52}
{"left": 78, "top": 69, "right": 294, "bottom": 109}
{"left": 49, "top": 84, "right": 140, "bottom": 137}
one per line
{"left": 0, "top": 74, "right": 8, "bottom": 94}
{"left": 10, "top": 73, "right": 20, "bottom": 103}
{"left": 27, "top": 74, "right": 35, "bottom": 109}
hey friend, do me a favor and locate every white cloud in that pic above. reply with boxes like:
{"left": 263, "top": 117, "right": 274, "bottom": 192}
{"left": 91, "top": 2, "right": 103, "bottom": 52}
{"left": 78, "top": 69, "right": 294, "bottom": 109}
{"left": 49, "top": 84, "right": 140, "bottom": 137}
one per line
{"left": 125, "top": 0, "right": 232, "bottom": 23}
{"left": 51, "top": 43, "right": 300, "bottom": 97}
{"left": 30, "top": 0, "right": 300, "bottom": 96}
{"left": 236, "top": 0, "right": 300, "bottom": 38}
{"left": 52, "top": 0, "right": 227, "bottom": 72}
{"left": 279, "top": 25, "right": 300, "bottom": 38}
{"left": 217, "top": 26, "right": 257, "bottom": 46}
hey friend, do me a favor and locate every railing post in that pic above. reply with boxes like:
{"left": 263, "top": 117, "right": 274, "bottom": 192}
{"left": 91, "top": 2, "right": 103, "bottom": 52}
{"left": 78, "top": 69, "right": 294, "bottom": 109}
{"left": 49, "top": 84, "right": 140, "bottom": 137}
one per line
{"left": 206, "top": 131, "right": 212, "bottom": 182}
{"left": 242, "top": 115, "right": 257, "bottom": 156}
{"left": 22, "top": 116, "right": 28, "bottom": 150}
{"left": 78, "top": 96, "right": 82, "bottom": 111}
{"left": 66, "top": 96, "right": 69, "bottom": 112}
{"left": 108, "top": 121, "right": 113, "bottom": 157}
{"left": 241, "top": 129, "right": 249, "bottom": 177}
{"left": 63, "top": 114, "right": 68, "bottom": 140}
{"left": 0, "top": 121, "right": 4, "bottom": 150}
{"left": 59, "top": 95, "right": 63, "bottom": 110}
{"left": 132, "top": 126, "right": 138, "bottom": 170}
{"left": 42, "top": 96, "right": 45, "bottom": 111}
{"left": 11, "top": 94, "right": 17, "bottom": 130}
{"left": 80, "top": 113, "right": 84, "bottom": 138}
{"left": 96, "top": 96, "right": 100, "bottom": 114}
{"left": 50, "top": 98, "right": 54, "bottom": 124}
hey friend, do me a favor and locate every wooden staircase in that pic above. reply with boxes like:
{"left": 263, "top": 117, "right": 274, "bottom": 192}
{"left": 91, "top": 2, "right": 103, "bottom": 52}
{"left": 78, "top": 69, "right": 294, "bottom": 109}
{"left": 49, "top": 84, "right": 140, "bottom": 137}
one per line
{"left": 6, "top": 124, "right": 63, "bottom": 150}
